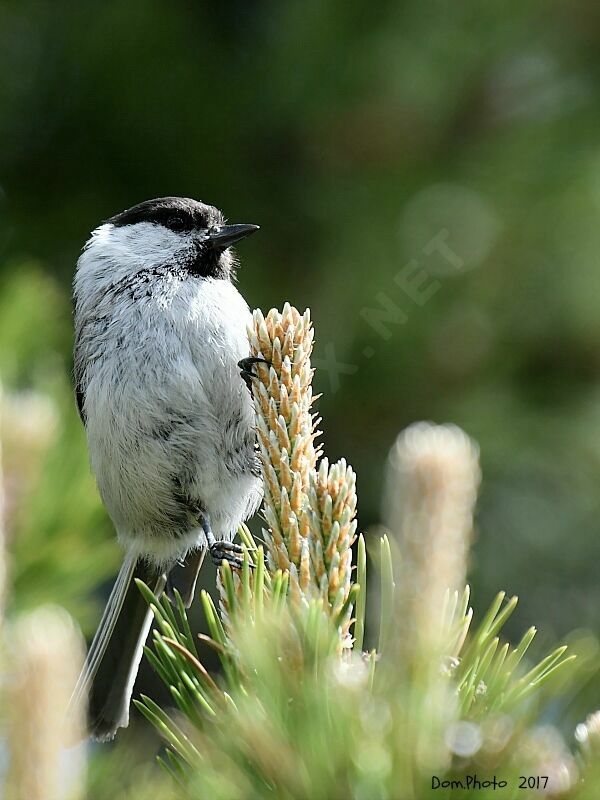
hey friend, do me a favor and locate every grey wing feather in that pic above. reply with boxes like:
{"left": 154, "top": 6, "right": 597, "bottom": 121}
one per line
{"left": 75, "top": 377, "right": 86, "bottom": 424}
{"left": 73, "top": 322, "right": 87, "bottom": 425}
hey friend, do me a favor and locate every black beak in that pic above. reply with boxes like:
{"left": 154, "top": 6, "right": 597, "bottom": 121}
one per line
{"left": 207, "top": 223, "right": 260, "bottom": 249}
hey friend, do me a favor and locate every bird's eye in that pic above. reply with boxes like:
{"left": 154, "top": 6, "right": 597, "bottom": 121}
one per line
{"left": 168, "top": 216, "right": 186, "bottom": 231}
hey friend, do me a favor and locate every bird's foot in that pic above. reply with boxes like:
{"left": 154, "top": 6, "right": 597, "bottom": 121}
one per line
{"left": 208, "top": 539, "right": 245, "bottom": 570}
{"left": 238, "top": 356, "right": 270, "bottom": 389}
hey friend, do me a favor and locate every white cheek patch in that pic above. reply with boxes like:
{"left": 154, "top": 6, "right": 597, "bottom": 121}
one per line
{"left": 83, "top": 222, "right": 196, "bottom": 278}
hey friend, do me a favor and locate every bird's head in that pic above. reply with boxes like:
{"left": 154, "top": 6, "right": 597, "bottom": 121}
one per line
{"left": 82, "top": 197, "right": 259, "bottom": 281}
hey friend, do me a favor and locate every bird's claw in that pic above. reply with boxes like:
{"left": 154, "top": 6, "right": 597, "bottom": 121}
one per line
{"left": 238, "top": 356, "right": 270, "bottom": 388}
{"left": 209, "top": 540, "right": 251, "bottom": 571}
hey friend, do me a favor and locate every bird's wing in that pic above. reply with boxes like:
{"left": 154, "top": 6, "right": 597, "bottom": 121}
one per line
{"left": 75, "top": 378, "right": 86, "bottom": 425}
{"left": 73, "top": 319, "right": 87, "bottom": 425}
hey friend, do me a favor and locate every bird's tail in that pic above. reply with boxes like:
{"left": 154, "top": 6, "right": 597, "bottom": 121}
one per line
{"left": 72, "top": 551, "right": 166, "bottom": 741}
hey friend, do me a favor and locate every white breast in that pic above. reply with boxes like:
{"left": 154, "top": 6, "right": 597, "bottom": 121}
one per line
{"left": 74, "top": 248, "right": 261, "bottom": 565}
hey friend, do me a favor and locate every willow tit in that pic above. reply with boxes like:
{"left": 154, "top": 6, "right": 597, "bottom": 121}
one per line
{"left": 72, "top": 197, "right": 263, "bottom": 740}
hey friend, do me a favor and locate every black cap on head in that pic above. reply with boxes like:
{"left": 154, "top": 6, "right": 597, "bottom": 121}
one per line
{"left": 107, "top": 197, "right": 223, "bottom": 233}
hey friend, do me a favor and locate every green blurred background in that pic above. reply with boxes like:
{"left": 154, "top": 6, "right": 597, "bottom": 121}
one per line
{"left": 2, "top": 0, "right": 600, "bottom": 789}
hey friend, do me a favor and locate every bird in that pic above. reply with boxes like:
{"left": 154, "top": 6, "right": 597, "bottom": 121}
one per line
{"left": 71, "top": 196, "right": 263, "bottom": 740}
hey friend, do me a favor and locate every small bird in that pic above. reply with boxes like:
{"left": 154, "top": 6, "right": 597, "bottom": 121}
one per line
{"left": 72, "top": 197, "right": 263, "bottom": 740}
